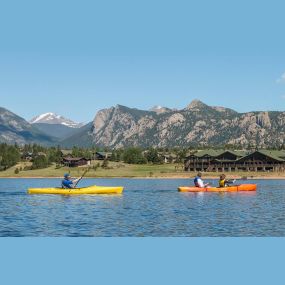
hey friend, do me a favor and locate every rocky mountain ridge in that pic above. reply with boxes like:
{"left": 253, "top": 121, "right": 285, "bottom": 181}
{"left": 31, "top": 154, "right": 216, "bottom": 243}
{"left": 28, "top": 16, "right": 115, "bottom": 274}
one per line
{"left": 2, "top": 101, "right": 285, "bottom": 148}
{"left": 87, "top": 100, "right": 285, "bottom": 148}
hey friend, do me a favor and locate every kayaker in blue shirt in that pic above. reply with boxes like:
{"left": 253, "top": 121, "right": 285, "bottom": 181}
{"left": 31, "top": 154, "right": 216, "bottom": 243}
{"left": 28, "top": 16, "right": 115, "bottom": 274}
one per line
{"left": 62, "top": 173, "right": 80, "bottom": 189}
{"left": 194, "top": 172, "right": 210, "bottom": 188}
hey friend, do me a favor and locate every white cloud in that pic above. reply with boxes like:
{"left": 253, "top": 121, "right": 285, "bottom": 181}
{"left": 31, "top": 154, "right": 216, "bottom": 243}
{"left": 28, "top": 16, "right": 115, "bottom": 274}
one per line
{"left": 276, "top": 72, "right": 285, "bottom": 83}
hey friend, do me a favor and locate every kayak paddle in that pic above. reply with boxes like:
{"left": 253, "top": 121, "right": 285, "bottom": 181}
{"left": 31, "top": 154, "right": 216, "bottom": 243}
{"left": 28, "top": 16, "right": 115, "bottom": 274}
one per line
{"left": 69, "top": 169, "right": 90, "bottom": 192}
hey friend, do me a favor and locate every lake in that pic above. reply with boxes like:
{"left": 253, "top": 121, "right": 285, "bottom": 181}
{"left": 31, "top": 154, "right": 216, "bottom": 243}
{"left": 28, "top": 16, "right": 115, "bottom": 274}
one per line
{"left": 0, "top": 178, "right": 285, "bottom": 237}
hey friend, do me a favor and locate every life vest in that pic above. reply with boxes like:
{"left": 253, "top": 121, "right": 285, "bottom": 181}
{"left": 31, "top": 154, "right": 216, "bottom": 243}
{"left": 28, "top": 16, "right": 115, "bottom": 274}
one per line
{"left": 219, "top": 179, "right": 226, "bottom": 188}
{"left": 194, "top": 177, "right": 200, "bottom": 187}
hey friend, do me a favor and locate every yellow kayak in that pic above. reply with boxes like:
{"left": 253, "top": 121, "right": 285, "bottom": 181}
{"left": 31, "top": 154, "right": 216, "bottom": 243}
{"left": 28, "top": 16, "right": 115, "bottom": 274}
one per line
{"left": 28, "top": 185, "right": 124, "bottom": 195}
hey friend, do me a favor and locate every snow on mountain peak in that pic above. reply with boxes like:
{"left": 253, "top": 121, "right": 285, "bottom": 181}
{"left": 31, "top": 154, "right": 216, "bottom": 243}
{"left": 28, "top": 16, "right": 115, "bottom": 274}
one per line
{"left": 30, "top": 113, "right": 83, "bottom": 128}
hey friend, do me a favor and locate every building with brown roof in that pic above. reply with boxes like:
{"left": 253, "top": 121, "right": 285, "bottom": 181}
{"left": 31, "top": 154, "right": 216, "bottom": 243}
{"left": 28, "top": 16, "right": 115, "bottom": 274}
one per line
{"left": 62, "top": 156, "right": 91, "bottom": 167}
{"left": 184, "top": 150, "right": 285, "bottom": 172}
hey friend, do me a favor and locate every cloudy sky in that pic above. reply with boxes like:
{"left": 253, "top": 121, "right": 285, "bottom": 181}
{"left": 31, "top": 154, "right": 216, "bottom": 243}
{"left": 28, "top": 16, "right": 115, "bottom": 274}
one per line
{"left": 0, "top": 0, "right": 284, "bottom": 122}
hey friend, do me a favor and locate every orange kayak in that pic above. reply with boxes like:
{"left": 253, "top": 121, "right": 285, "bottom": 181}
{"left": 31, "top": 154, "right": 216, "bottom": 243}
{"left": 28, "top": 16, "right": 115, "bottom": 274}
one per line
{"left": 178, "top": 184, "right": 257, "bottom": 193}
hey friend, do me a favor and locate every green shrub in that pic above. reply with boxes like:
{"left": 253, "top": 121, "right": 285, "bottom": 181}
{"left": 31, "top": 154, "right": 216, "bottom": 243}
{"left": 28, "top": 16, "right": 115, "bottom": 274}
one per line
{"left": 31, "top": 155, "right": 49, "bottom": 170}
{"left": 146, "top": 148, "right": 162, "bottom": 164}
{"left": 123, "top": 148, "right": 147, "bottom": 164}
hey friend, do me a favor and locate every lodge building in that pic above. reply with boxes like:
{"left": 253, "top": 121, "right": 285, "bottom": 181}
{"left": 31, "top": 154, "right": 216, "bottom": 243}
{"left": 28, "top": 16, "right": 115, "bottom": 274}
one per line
{"left": 184, "top": 150, "right": 285, "bottom": 172}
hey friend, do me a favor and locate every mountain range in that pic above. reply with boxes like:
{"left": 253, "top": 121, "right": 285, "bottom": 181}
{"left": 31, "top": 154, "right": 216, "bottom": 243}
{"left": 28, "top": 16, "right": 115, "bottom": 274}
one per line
{"left": 1, "top": 100, "right": 285, "bottom": 148}
{"left": 0, "top": 107, "right": 56, "bottom": 145}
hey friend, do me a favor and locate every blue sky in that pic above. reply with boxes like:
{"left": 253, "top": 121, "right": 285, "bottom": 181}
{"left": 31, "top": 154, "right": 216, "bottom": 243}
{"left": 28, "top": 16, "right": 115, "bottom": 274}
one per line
{"left": 0, "top": 0, "right": 285, "bottom": 122}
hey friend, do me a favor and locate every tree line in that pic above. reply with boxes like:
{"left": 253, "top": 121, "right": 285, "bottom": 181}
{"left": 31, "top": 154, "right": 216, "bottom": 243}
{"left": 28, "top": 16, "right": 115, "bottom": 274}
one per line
{"left": 0, "top": 144, "right": 63, "bottom": 171}
{"left": 0, "top": 144, "right": 21, "bottom": 170}
{"left": 2, "top": 142, "right": 285, "bottom": 172}
{"left": 0, "top": 143, "right": 188, "bottom": 171}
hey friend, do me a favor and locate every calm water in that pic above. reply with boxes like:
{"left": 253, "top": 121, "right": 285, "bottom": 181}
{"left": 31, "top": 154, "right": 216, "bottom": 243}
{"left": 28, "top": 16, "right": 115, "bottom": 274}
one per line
{"left": 0, "top": 178, "right": 285, "bottom": 237}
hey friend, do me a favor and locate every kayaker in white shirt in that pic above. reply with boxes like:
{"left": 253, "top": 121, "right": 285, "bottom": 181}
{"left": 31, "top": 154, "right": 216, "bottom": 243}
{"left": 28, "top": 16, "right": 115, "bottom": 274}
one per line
{"left": 194, "top": 172, "right": 210, "bottom": 188}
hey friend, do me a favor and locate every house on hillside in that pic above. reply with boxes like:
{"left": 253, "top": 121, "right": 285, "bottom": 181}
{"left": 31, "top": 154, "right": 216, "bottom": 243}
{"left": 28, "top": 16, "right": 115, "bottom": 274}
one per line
{"left": 62, "top": 156, "right": 91, "bottom": 167}
{"left": 21, "top": 152, "right": 33, "bottom": 161}
{"left": 21, "top": 151, "right": 47, "bottom": 161}
{"left": 95, "top": 152, "right": 112, "bottom": 160}
{"left": 158, "top": 153, "right": 178, "bottom": 164}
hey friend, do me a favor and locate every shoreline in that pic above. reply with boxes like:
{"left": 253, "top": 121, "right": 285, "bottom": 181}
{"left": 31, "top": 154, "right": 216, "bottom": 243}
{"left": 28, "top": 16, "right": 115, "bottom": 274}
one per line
{"left": 2, "top": 176, "right": 285, "bottom": 180}
{"left": 2, "top": 161, "right": 285, "bottom": 180}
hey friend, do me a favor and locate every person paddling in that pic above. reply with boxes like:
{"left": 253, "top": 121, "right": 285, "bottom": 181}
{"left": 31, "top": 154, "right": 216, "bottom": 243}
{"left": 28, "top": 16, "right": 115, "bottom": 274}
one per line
{"left": 62, "top": 173, "right": 81, "bottom": 189}
{"left": 219, "top": 174, "right": 236, "bottom": 188}
{"left": 194, "top": 172, "right": 210, "bottom": 188}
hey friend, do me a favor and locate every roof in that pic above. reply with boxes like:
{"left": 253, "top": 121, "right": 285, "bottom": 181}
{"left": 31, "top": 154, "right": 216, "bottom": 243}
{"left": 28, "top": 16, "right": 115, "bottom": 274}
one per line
{"left": 63, "top": 157, "right": 89, "bottom": 162}
{"left": 224, "top": 150, "right": 248, "bottom": 157}
{"left": 96, "top": 152, "right": 111, "bottom": 156}
{"left": 194, "top": 149, "right": 225, "bottom": 158}
{"left": 261, "top": 150, "right": 285, "bottom": 158}
{"left": 215, "top": 150, "right": 248, "bottom": 158}
{"left": 237, "top": 150, "right": 285, "bottom": 162}
{"left": 256, "top": 150, "right": 285, "bottom": 162}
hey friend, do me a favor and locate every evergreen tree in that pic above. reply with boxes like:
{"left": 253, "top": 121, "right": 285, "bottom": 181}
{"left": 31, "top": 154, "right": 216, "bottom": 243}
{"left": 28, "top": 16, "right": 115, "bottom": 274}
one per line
{"left": 32, "top": 155, "right": 49, "bottom": 170}
{"left": 0, "top": 144, "right": 21, "bottom": 170}
{"left": 146, "top": 148, "right": 161, "bottom": 164}
{"left": 123, "top": 148, "right": 147, "bottom": 164}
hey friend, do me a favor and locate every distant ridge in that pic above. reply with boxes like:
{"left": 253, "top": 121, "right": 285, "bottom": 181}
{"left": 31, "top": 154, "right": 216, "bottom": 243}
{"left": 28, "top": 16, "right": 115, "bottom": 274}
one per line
{"left": 62, "top": 100, "right": 285, "bottom": 148}
{"left": 33, "top": 123, "right": 81, "bottom": 140}
{"left": 2, "top": 100, "right": 285, "bottom": 148}
{"left": 30, "top": 112, "right": 85, "bottom": 140}
{"left": 60, "top": 122, "right": 94, "bottom": 148}
{"left": 0, "top": 107, "right": 57, "bottom": 145}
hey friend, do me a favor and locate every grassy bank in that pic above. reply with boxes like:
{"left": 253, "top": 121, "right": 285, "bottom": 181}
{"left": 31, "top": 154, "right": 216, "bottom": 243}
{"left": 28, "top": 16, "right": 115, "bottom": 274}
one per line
{"left": 1, "top": 160, "right": 285, "bottom": 179}
{"left": 0, "top": 161, "right": 184, "bottom": 178}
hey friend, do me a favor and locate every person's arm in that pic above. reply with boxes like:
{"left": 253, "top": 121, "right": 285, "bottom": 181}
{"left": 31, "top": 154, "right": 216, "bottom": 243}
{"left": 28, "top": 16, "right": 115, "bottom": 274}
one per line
{"left": 71, "top": 178, "right": 80, "bottom": 187}
{"left": 201, "top": 179, "right": 210, "bottom": 187}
